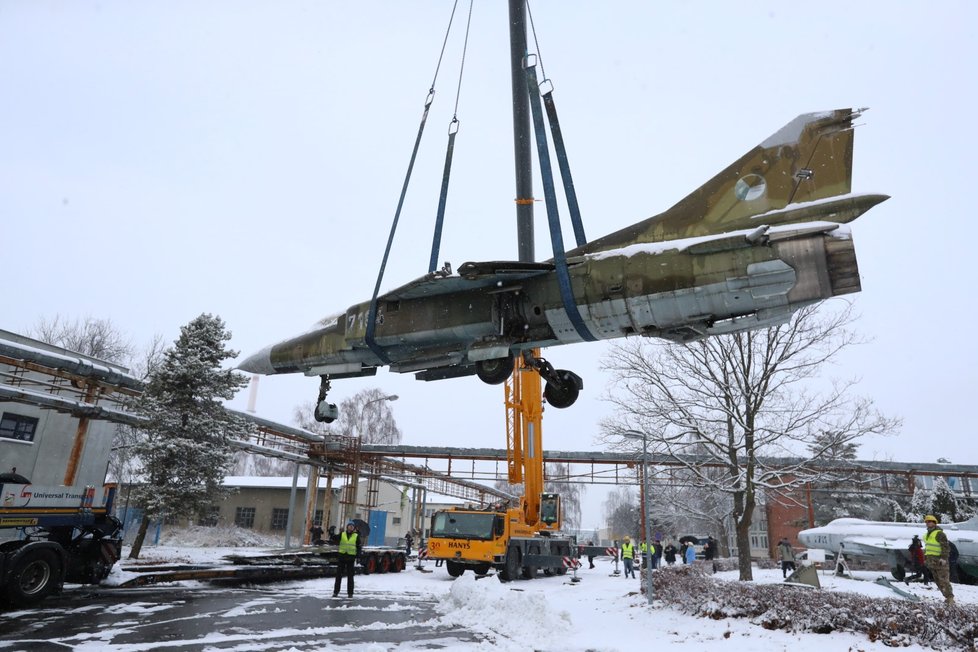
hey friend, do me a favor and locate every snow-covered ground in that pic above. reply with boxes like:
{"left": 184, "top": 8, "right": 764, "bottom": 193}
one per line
{"left": 111, "top": 542, "right": 978, "bottom": 651}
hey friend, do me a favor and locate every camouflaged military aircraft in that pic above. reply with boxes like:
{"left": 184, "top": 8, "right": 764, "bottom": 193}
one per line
{"left": 239, "top": 108, "right": 886, "bottom": 422}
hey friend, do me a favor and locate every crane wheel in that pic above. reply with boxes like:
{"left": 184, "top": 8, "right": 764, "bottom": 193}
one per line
{"left": 446, "top": 561, "right": 465, "bottom": 577}
{"left": 499, "top": 546, "right": 521, "bottom": 582}
{"left": 522, "top": 546, "right": 539, "bottom": 579}
{"left": 475, "top": 354, "right": 515, "bottom": 385}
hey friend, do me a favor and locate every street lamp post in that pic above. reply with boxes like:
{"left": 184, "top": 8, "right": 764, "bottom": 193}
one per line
{"left": 624, "top": 429, "right": 654, "bottom": 605}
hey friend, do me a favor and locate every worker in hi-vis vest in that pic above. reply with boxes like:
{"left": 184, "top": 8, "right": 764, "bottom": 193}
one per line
{"left": 923, "top": 515, "right": 954, "bottom": 604}
{"left": 333, "top": 521, "right": 363, "bottom": 598}
{"left": 621, "top": 536, "right": 636, "bottom": 578}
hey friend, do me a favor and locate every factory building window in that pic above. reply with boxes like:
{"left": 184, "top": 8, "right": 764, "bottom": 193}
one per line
{"left": 0, "top": 413, "right": 38, "bottom": 443}
{"left": 270, "top": 508, "right": 290, "bottom": 531}
{"left": 235, "top": 507, "right": 256, "bottom": 529}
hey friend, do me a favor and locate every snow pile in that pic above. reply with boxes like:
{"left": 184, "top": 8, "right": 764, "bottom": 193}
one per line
{"left": 157, "top": 524, "right": 283, "bottom": 548}
{"left": 436, "top": 574, "right": 572, "bottom": 649}
{"left": 657, "top": 565, "right": 978, "bottom": 649}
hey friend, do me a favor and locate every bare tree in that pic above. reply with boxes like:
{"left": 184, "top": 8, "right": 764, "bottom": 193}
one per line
{"left": 231, "top": 450, "right": 295, "bottom": 476}
{"left": 28, "top": 315, "right": 134, "bottom": 363}
{"left": 804, "top": 431, "right": 890, "bottom": 525}
{"left": 317, "top": 388, "right": 402, "bottom": 445}
{"left": 649, "top": 466, "right": 731, "bottom": 552}
{"left": 599, "top": 302, "right": 900, "bottom": 580}
{"left": 603, "top": 486, "right": 639, "bottom": 540}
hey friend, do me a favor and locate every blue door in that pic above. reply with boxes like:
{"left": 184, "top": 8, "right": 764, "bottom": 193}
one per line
{"left": 368, "top": 510, "right": 387, "bottom": 546}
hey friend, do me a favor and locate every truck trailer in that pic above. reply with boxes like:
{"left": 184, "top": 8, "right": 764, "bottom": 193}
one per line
{"left": 0, "top": 329, "right": 137, "bottom": 606}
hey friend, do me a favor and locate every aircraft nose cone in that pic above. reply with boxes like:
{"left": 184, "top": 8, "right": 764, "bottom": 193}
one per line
{"left": 237, "top": 345, "right": 275, "bottom": 375}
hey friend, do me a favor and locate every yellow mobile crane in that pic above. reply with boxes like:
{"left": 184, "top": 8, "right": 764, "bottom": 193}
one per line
{"left": 425, "top": 352, "right": 577, "bottom": 581}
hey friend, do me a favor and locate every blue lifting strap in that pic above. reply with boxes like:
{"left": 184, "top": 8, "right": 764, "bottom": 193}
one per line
{"left": 365, "top": 90, "right": 435, "bottom": 364}
{"left": 525, "top": 64, "right": 596, "bottom": 343}
{"left": 543, "top": 89, "right": 587, "bottom": 248}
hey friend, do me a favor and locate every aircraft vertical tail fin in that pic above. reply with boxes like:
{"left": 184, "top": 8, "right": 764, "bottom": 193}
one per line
{"left": 574, "top": 108, "right": 869, "bottom": 255}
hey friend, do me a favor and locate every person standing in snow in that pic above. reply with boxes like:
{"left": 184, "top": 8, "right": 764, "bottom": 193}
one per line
{"left": 923, "top": 515, "right": 954, "bottom": 604}
{"left": 663, "top": 542, "right": 677, "bottom": 565}
{"left": 404, "top": 531, "right": 414, "bottom": 557}
{"left": 333, "top": 521, "right": 362, "bottom": 598}
{"left": 309, "top": 523, "right": 325, "bottom": 546}
{"left": 684, "top": 541, "right": 696, "bottom": 565}
{"left": 620, "top": 536, "right": 636, "bottom": 578}
{"left": 703, "top": 536, "right": 717, "bottom": 560}
{"left": 777, "top": 537, "right": 796, "bottom": 578}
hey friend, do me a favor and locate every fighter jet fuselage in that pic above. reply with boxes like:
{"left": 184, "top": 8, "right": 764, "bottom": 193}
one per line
{"left": 239, "top": 109, "right": 887, "bottom": 415}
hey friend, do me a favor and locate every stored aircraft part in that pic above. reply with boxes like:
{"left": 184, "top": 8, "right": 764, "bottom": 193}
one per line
{"left": 798, "top": 515, "right": 978, "bottom": 583}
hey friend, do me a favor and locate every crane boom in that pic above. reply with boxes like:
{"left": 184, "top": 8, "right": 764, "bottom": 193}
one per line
{"left": 506, "top": 351, "right": 548, "bottom": 529}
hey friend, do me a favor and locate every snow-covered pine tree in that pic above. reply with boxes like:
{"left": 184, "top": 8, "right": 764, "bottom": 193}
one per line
{"left": 128, "top": 314, "right": 251, "bottom": 558}
{"left": 907, "top": 486, "right": 932, "bottom": 523}
{"left": 929, "top": 477, "right": 960, "bottom": 523}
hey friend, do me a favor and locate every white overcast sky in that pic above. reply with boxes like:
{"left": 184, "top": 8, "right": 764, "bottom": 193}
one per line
{"left": 3, "top": 2, "right": 976, "bottom": 525}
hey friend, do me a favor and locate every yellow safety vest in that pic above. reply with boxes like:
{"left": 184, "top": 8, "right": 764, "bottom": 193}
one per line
{"left": 621, "top": 542, "right": 634, "bottom": 559}
{"left": 339, "top": 531, "right": 358, "bottom": 556}
{"left": 924, "top": 529, "right": 943, "bottom": 557}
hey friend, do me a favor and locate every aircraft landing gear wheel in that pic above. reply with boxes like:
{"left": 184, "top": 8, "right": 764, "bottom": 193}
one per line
{"left": 891, "top": 564, "right": 906, "bottom": 582}
{"left": 544, "top": 370, "right": 581, "bottom": 409}
{"left": 476, "top": 353, "right": 514, "bottom": 385}
{"left": 314, "top": 376, "right": 338, "bottom": 423}
{"left": 500, "top": 546, "right": 521, "bottom": 582}
{"left": 446, "top": 561, "right": 465, "bottom": 578}
{"left": 378, "top": 553, "right": 392, "bottom": 574}
{"left": 4, "top": 549, "right": 60, "bottom": 605}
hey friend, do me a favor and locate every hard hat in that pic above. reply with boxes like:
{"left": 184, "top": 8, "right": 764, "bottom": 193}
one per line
{"left": 623, "top": 535, "right": 630, "bottom": 541}
{"left": 924, "top": 514, "right": 938, "bottom": 523}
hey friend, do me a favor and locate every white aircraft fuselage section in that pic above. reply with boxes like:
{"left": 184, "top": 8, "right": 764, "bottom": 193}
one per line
{"left": 798, "top": 517, "right": 978, "bottom": 580}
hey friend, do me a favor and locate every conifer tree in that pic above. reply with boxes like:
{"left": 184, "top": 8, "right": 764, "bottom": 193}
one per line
{"left": 128, "top": 314, "right": 251, "bottom": 558}
{"left": 930, "top": 477, "right": 960, "bottom": 523}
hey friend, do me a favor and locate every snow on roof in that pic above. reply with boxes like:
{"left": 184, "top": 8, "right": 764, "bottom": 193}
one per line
{"left": 222, "top": 476, "right": 344, "bottom": 490}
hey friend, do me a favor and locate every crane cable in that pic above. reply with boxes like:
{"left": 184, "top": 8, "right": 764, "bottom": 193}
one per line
{"left": 365, "top": 1, "right": 464, "bottom": 364}
{"left": 429, "top": 0, "right": 475, "bottom": 274}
